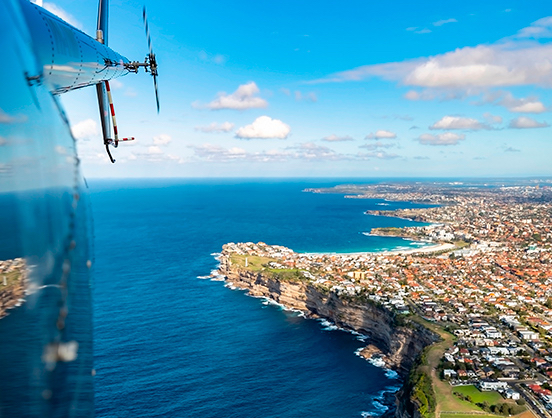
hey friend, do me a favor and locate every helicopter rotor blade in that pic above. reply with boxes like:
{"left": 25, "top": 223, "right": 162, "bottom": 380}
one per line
{"left": 142, "top": 6, "right": 159, "bottom": 113}
{"left": 143, "top": 7, "right": 153, "bottom": 56}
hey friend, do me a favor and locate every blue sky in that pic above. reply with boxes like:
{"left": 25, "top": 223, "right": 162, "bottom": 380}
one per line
{"left": 41, "top": 0, "right": 552, "bottom": 178}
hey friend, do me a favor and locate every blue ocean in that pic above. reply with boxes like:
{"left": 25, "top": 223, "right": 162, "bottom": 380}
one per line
{"left": 90, "top": 179, "right": 430, "bottom": 418}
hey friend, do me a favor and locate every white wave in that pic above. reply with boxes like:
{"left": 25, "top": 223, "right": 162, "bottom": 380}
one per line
{"left": 25, "top": 283, "right": 61, "bottom": 295}
{"left": 371, "top": 400, "right": 388, "bottom": 414}
{"left": 376, "top": 203, "right": 389, "bottom": 206}
{"left": 210, "top": 252, "right": 221, "bottom": 257}
{"left": 385, "top": 369, "right": 399, "bottom": 379}
{"left": 196, "top": 275, "right": 211, "bottom": 279}
{"left": 318, "top": 318, "right": 339, "bottom": 331}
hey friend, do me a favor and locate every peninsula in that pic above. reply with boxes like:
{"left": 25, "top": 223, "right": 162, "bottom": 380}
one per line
{"left": 216, "top": 180, "right": 552, "bottom": 418}
{"left": 0, "top": 258, "right": 27, "bottom": 319}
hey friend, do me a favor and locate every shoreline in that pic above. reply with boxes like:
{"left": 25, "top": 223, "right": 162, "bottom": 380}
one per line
{"left": 298, "top": 240, "right": 453, "bottom": 257}
{"left": 218, "top": 271, "right": 406, "bottom": 417}
{"left": 213, "top": 248, "right": 439, "bottom": 418}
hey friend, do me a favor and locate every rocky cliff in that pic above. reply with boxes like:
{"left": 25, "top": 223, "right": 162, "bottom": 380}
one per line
{"left": 0, "top": 278, "right": 25, "bottom": 319}
{"left": 218, "top": 253, "right": 439, "bottom": 417}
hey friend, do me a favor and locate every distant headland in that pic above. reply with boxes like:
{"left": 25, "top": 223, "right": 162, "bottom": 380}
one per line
{"left": 214, "top": 180, "right": 552, "bottom": 418}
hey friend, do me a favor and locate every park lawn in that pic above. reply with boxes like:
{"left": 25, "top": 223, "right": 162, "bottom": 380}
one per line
{"left": 441, "top": 414, "right": 496, "bottom": 418}
{"left": 453, "top": 385, "right": 503, "bottom": 405}
{"left": 3, "top": 271, "right": 21, "bottom": 287}
{"left": 230, "top": 255, "right": 275, "bottom": 271}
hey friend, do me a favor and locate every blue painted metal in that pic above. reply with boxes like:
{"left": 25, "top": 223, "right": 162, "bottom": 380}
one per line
{"left": 19, "top": 0, "right": 128, "bottom": 95}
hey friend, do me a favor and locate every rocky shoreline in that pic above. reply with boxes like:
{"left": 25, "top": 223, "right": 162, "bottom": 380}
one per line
{"left": 217, "top": 247, "right": 439, "bottom": 418}
{"left": 0, "top": 259, "right": 27, "bottom": 320}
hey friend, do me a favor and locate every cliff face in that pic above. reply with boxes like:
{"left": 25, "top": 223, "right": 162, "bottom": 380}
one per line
{"left": 0, "top": 280, "right": 25, "bottom": 319}
{"left": 219, "top": 256, "right": 437, "bottom": 379}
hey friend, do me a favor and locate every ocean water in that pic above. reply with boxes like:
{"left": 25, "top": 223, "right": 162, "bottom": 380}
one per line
{"left": 90, "top": 179, "right": 430, "bottom": 418}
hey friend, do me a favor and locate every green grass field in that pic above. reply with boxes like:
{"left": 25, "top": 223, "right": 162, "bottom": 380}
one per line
{"left": 441, "top": 413, "right": 497, "bottom": 418}
{"left": 230, "top": 254, "right": 307, "bottom": 281}
{"left": 2, "top": 271, "right": 22, "bottom": 288}
{"left": 453, "top": 385, "right": 504, "bottom": 405}
{"left": 230, "top": 254, "right": 275, "bottom": 271}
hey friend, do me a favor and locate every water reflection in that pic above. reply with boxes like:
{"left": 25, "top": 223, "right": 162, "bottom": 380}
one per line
{"left": 0, "top": 258, "right": 27, "bottom": 318}
{"left": 0, "top": 0, "right": 94, "bottom": 416}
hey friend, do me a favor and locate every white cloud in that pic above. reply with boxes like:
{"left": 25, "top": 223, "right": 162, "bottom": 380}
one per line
{"left": 510, "top": 102, "right": 546, "bottom": 113}
{"left": 312, "top": 18, "right": 552, "bottom": 90}
{"left": 429, "top": 116, "right": 489, "bottom": 130}
{"left": 293, "top": 91, "right": 318, "bottom": 102}
{"left": 404, "top": 90, "right": 422, "bottom": 100}
{"left": 55, "top": 145, "right": 67, "bottom": 155}
{"left": 321, "top": 134, "right": 354, "bottom": 142}
{"left": 359, "top": 142, "right": 397, "bottom": 150}
{"left": 199, "top": 51, "right": 227, "bottom": 65}
{"left": 483, "top": 112, "right": 503, "bottom": 124}
{"left": 402, "top": 45, "right": 552, "bottom": 88}
{"left": 418, "top": 132, "right": 466, "bottom": 146}
{"left": 153, "top": 134, "right": 171, "bottom": 146}
{"left": 357, "top": 150, "right": 400, "bottom": 160}
{"left": 415, "top": 28, "right": 431, "bottom": 34}
{"left": 0, "top": 109, "right": 27, "bottom": 124}
{"left": 198, "top": 82, "right": 268, "bottom": 110}
{"left": 71, "top": 119, "right": 98, "bottom": 141}
{"left": 515, "top": 16, "right": 552, "bottom": 39}
{"left": 365, "top": 130, "right": 397, "bottom": 139}
{"left": 188, "top": 142, "right": 401, "bottom": 163}
{"left": 190, "top": 144, "right": 264, "bottom": 162}
{"left": 286, "top": 142, "right": 343, "bottom": 161}
{"left": 148, "top": 146, "right": 163, "bottom": 155}
{"left": 480, "top": 91, "right": 547, "bottom": 113}
{"left": 508, "top": 116, "right": 549, "bottom": 129}
{"left": 195, "top": 122, "right": 235, "bottom": 133}
{"left": 110, "top": 79, "right": 124, "bottom": 90}
{"left": 235, "top": 116, "right": 290, "bottom": 139}
{"left": 43, "top": 2, "right": 83, "bottom": 30}
{"left": 433, "top": 18, "right": 457, "bottom": 27}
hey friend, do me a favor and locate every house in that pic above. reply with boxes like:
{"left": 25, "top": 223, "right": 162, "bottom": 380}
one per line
{"left": 504, "top": 389, "right": 520, "bottom": 400}
{"left": 519, "top": 330, "right": 540, "bottom": 341}
{"left": 479, "top": 380, "right": 509, "bottom": 391}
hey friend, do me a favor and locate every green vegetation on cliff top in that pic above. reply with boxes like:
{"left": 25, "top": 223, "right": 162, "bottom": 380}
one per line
{"left": 229, "top": 254, "right": 308, "bottom": 282}
{"left": 2, "top": 271, "right": 22, "bottom": 289}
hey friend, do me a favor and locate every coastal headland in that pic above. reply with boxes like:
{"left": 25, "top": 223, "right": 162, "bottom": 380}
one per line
{"left": 215, "top": 180, "right": 552, "bottom": 418}
{"left": 0, "top": 258, "right": 26, "bottom": 319}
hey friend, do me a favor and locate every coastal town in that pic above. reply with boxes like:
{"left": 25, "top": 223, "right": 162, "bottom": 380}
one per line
{"left": 217, "top": 181, "right": 552, "bottom": 418}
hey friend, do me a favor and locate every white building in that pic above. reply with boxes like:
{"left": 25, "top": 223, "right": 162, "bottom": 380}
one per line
{"left": 479, "top": 380, "right": 509, "bottom": 391}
